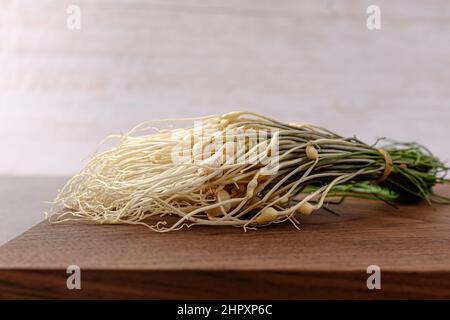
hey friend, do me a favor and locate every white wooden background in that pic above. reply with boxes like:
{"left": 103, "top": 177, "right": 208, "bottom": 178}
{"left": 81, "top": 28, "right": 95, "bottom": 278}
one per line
{"left": 1, "top": 0, "right": 450, "bottom": 176}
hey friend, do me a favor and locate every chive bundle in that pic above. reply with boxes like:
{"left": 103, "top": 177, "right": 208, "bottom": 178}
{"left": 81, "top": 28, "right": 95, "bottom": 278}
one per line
{"left": 49, "top": 111, "right": 449, "bottom": 232}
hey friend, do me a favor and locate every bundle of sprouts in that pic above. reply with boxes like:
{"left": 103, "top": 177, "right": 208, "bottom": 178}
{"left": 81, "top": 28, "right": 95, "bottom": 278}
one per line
{"left": 50, "top": 112, "right": 449, "bottom": 232}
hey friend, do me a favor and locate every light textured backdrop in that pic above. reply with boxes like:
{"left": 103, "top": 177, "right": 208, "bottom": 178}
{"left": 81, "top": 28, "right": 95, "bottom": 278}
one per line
{"left": 1, "top": 0, "right": 450, "bottom": 176}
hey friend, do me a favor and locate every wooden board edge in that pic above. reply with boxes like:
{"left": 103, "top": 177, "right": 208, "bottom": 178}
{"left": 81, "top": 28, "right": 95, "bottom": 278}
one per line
{"left": 0, "top": 269, "right": 449, "bottom": 299}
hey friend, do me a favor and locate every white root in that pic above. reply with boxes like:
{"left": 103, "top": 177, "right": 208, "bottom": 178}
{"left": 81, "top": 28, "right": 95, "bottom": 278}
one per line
{"left": 48, "top": 111, "right": 373, "bottom": 232}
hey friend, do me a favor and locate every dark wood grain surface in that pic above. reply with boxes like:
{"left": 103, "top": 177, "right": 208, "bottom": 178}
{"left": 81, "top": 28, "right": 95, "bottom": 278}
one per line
{"left": 1, "top": 186, "right": 450, "bottom": 299}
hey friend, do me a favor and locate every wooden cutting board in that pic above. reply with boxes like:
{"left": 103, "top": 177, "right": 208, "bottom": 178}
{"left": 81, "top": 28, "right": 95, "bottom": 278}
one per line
{"left": 1, "top": 186, "right": 450, "bottom": 299}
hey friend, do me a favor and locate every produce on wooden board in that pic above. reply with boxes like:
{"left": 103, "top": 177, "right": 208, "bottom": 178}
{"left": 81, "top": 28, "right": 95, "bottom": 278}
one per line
{"left": 49, "top": 112, "right": 450, "bottom": 232}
